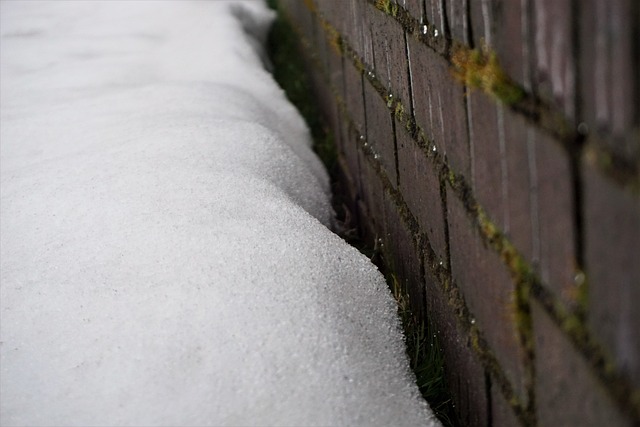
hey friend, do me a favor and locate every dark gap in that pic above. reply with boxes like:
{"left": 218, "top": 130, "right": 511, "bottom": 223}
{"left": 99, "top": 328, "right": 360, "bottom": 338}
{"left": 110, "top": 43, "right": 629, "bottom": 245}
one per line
{"left": 485, "top": 371, "right": 493, "bottom": 426}
{"left": 463, "top": 0, "right": 472, "bottom": 47}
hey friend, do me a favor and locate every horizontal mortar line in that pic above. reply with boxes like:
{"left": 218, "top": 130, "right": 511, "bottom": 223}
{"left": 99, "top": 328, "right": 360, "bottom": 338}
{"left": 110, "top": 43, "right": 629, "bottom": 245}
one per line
{"left": 284, "top": 3, "right": 639, "bottom": 421}
{"left": 314, "top": 0, "right": 640, "bottom": 192}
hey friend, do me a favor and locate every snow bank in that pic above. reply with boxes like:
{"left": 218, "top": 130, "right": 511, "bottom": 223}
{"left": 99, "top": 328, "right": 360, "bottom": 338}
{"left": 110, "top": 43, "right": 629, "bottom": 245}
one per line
{"left": 0, "top": 1, "right": 440, "bottom": 426}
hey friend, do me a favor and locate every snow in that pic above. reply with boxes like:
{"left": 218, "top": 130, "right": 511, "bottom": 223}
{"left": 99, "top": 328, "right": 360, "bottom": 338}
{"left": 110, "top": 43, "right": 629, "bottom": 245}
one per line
{"left": 0, "top": 1, "right": 440, "bottom": 426}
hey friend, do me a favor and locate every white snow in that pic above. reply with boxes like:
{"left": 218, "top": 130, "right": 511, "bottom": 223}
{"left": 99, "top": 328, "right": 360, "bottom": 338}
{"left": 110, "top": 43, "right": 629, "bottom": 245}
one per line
{"left": 0, "top": 1, "right": 440, "bottom": 426}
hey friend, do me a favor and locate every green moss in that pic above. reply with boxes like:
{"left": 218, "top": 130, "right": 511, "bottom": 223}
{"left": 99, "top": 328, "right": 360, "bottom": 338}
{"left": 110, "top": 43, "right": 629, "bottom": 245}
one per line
{"left": 375, "top": 0, "right": 399, "bottom": 17}
{"left": 451, "top": 45, "right": 524, "bottom": 105}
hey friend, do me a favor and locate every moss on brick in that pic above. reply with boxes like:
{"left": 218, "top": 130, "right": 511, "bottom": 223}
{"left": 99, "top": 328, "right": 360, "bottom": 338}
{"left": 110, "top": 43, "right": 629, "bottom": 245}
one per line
{"left": 451, "top": 44, "right": 524, "bottom": 105}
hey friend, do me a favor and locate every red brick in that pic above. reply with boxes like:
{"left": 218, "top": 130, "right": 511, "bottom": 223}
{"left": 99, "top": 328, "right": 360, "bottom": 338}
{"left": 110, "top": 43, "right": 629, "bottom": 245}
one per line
{"left": 468, "top": 90, "right": 506, "bottom": 230}
{"left": 532, "top": 301, "right": 633, "bottom": 427}
{"left": 371, "top": 16, "right": 411, "bottom": 107}
{"left": 424, "top": 0, "right": 447, "bottom": 41}
{"left": 408, "top": 37, "right": 470, "bottom": 178}
{"left": 446, "top": 0, "right": 470, "bottom": 44}
{"left": 363, "top": 81, "right": 397, "bottom": 188}
{"left": 532, "top": 131, "right": 578, "bottom": 308}
{"left": 343, "top": 61, "right": 366, "bottom": 134}
{"left": 531, "top": 0, "right": 576, "bottom": 121}
{"left": 340, "top": 120, "right": 361, "bottom": 192}
{"left": 470, "top": 0, "right": 532, "bottom": 91}
{"left": 447, "top": 188, "right": 529, "bottom": 402}
{"left": 583, "top": 161, "right": 640, "bottom": 390}
{"left": 491, "top": 384, "right": 522, "bottom": 427}
{"left": 401, "top": 0, "right": 424, "bottom": 20}
{"left": 383, "top": 193, "right": 425, "bottom": 318}
{"left": 579, "top": 0, "right": 639, "bottom": 162}
{"left": 358, "top": 148, "right": 385, "bottom": 237}
{"left": 396, "top": 123, "right": 448, "bottom": 263}
{"left": 425, "top": 271, "right": 489, "bottom": 427}
{"left": 502, "top": 109, "right": 535, "bottom": 265}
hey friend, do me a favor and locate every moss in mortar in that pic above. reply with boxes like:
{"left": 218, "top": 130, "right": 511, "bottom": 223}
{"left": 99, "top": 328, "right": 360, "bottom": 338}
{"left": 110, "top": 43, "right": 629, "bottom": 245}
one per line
{"left": 451, "top": 44, "right": 524, "bottom": 105}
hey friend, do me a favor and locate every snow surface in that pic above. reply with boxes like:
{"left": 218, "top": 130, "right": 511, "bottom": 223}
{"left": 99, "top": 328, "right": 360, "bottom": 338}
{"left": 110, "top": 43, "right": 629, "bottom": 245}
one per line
{"left": 0, "top": 1, "right": 440, "bottom": 426}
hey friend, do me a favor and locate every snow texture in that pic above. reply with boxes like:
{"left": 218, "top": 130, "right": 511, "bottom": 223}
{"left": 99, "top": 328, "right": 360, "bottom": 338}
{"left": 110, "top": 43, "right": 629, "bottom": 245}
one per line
{"left": 0, "top": 1, "right": 440, "bottom": 426}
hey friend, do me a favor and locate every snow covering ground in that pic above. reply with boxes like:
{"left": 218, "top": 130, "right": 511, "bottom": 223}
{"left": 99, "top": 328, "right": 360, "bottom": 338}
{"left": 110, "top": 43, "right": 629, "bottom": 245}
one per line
{"left": 0, "top": 1, "right": 440, "bottom": 426}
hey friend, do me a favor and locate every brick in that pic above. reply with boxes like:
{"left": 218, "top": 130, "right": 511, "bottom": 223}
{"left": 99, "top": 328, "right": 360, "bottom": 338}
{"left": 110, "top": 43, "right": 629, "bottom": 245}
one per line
{"left": 532, "top": 131, "right": 578, "bottom": 308}
{"left": 396, "top": 123, "right": 448, "bottom": 263}
{"left": 424, "top": 0, "right": 446, "bottom": 40}
{"left": 408, "top": 37, "right": 470, "bottom": 178}
{"left": 401, "top": 0, "right": 424, "bottom": 20}
{"left": 531, "top": 0, "right": 576, "bottom": 121}
{"left": 579, "top": 0, "right": 639, "bottom": 162}
{"left": 468, "top": 90, "right": 506, "bottom": 230}
{"left": 383, "top": 192, "right": 425, "bottom": 318}
{"left": 371, "top": 16, "right": 411, "bottom": 107}
{"left": 491, "top": 384, "right": 521, "bottom": 427}
{"left": 425, "top": 271, "right": 489, "bottom": 427}
{"left": 447, "top": 188, "right": 529, "bottom": 402}
{"left": 362, "top": 3, "right": 377, "bottom": 68}
{"left": 470, "top": 0, "right": 532, "bottom": 91}
{"left": 335, "top": 156, "right": 359, "bottom": 226}
{"left": 532, "top": 301, "right": 633, "bottom": 427}
{"left": 340, "top": 120, "right": 361, "bottom": 192}
{"left": 326, "top": 38, "right": 344, "bottom": 97}
{"left": 407, "top": 37, "right": 441, "bottom": 150}
{"left": 343, "top": 61, "right": 366, "bottom": 134}
{"left": 503, "top": 108, "right": 535, "bottom": 265}
{"left": 343, "top": 0, "right": 367, "bottom": 58}
{"left": 358, "top": 148, "right": 385, "bottom": 237}
{"left": 363, "top": 81, "right": 397, "bottom": 188}
{"left": 446, "top": 0, "right": 470, "bottom": 44}
{"left": 583, "top": 161, "right": 640, "bottom": 390}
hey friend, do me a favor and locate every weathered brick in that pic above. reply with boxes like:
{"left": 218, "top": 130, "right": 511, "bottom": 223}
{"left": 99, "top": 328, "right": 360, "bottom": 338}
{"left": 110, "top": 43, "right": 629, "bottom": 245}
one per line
{"left": 579, "top": 0, "right": 639, "bottom": 162}
{"left": 342, "top": 0, "right": 366, "bottom": 58}
{"left": 340, "top": 120, "right": 361, "bottom": 192}
{"left": 447, "top": 188, "right": 529, "bottom": 402}
{"left": 407, "top": 38, "right": 442, "bottom": 149}
{"left": 401, "top": 0, "right": 424, "bottom": 20}
{"left": 446, "top": 0, "right": 470, "bottom": 44}
{"left": 491, "top": 384, "right": 522, "bottom": 427}
{"left": 396, "top": 123, "right": 448, "bottom": 263}
{"left": 426, "top": 270, "right": 489, "bottom": 427}
{"left": 468, "top": 90, "right": 506, "bottom": 230}
{"left": 370, "top": 16, "right": 411, "bottom": 107}
{"left": 362, "top": 3, "right": 377, "bottom": 68}
{"left": 531, "top": 0, "right": 576, "bottom": 121}
{"left": 363, "top": 81, "right": 397, "bottom": 188}
{"left": 343, "top": 61, "right": 366, "bottom": 134}
{"left": 408, "top": 37, "right": 470, "bottom": 178}
{"left": 583, "top": 161, "right": 640, "bottom": 390}
{"left": 532, "top": 131, "right": 578, "bottom": 308}
{"left": 383, "top": 192, "right": 425, "bottom": 318}
{"left": 503, "top": 108, "right": 535, "bottom": 266}
{"left": 424, "top": 0, "right": 446, "bottom": 40}
{"left": 532, "top": 301, "right": 633, "bottom": 426}
{"left": 358, "top": 148, "right": 385, "bottom": 237}
{"left": 470, "top": 0, "right": 531, "bottom": 91}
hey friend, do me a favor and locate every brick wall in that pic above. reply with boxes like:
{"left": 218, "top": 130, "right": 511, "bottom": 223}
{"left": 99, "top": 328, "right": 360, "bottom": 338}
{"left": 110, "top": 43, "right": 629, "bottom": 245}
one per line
{"left": 277, "top": 0, "right": 640, "bottom": 425}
